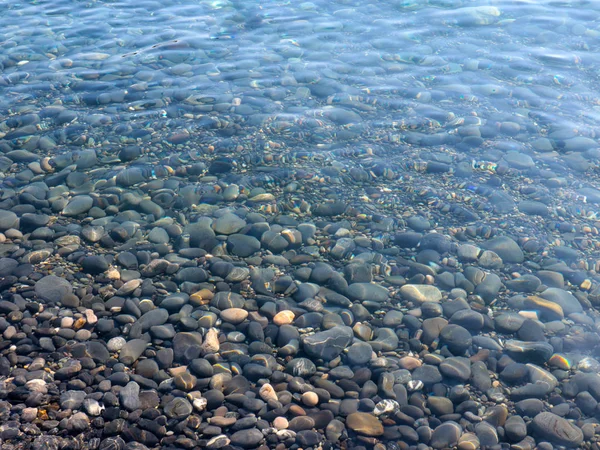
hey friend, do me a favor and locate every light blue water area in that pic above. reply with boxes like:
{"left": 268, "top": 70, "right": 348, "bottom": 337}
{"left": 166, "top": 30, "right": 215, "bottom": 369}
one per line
{"left": 1, "top": 0, "right": 600, "bottom": 258}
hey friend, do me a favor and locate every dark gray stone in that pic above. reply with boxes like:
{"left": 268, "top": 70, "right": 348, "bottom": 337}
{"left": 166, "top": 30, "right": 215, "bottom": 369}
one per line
{"left": 483, "top": 236, "right": 524, "bottom": 263}
{"left": 35, "top": 275, "right": 72, "bottom": 303}
{"left": 532, "top": 412, "right": 583, "bottom": 447}
{"left": 120, "top": 381, "right": 141, "bottom": 411}
{"left": 302, "top": 326, "right": 353, "bottom": 362}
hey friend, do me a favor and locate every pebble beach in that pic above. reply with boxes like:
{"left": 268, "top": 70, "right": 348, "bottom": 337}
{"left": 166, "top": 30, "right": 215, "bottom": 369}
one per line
{"left": 3, "top": 0, "right": 600, "bottom": 449}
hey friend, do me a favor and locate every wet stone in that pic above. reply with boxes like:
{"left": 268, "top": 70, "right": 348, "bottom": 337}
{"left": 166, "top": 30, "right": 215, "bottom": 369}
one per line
{"left": 173, "top": 372, "right": 197, "bottom": 391}
{"left": 478, "top": 250, "right": 503, "bottom": 269}
{"left": 3, "top": 3, "right": 600, "bottom": 449}
{"left": 518, "top": 201, "right": 549, "bottom": 217}
{"left": 515, "top": 398, "right": 545, "bottom": 417}
{"left": 483, "top": 236, "right": 524, "bottom": 263}
{"left": 137, "top": 308, "right": 169, "bottom": 331}
{"left": 506, "top": 275, "right": 542, "bottom": 293}
{"left": 227, "top": 234, "right": 260, "bottom": 257}
{"left": 214, "top": 213, "right": 246, "bottom": 235}
{"left": 475, "top": 421, "right": 499, "bottom": 447}
{"left": 120, "top": 381, "right": 141, "bottom": 411}
{"left": 428, "top": 396, "right": 454, "bottom": 416}
{"left": 458, "top": 433, "right": 480, "bottom": 450}
{"left": 346, "top": 412, "right": 383, "bottom": 437}
{"left": 400, "top": 284, "right": 442, "bottom": 304}
{"left": 147, "top": 227, "right": 169, "bottom": 244}
{"left": 63, "top": 195, "right": 94, "bottom": 216}
{"left": 539, "top": 288, "right": 583, "bottom": 316}
{"left": 532, "top": 412, "right": 583, "bottom": 447}
{"left": 449, "top": 310, "right": 484, "bottom": 331}
{"left": 188, "top": 223, "right": 218, "bottom": 251}
{"left": 499, "top": 362, "right": 529, "bottom": 383}
{"left": 230, "top": 429, "right": 263, "bottom": 448}
{"left": 220, "top": 308, "right": 248, "bottom": 324}
{"left": 60, "top": 390, "right": 85, "bottom": 410}
{"left": 211, "top": 291, "right": 245, "bottom": 310}
{"left": 439, "top": 357, "right": 471, "bottom": 382}
{"left": 164, "top": 397, "right": 192, "bottom": 420}
{"left": 0, "top": 211, "right": 18, "bottom": 231}
{"left": 369, "top": 328, "right": 399, "bottom": 352}
{"left": 495, "top": 313, "right": 526, "bottom": 333}
{"left": 347, "top": 342, "right": 373, "bottom": 365}
{"left": 412, "top": 365, "right": 442, "bottom": 386}
{"left": 289, "top": 416, "right": 315, "bottom": 431}
{"left": 135, "top": 359, "right": 159, "bottom": 379}
{"left": 346, "top": 283, "right": 389, "bottom": 303}
{"left": 0, "top": 258, "right": 18, "bottom": 277}
{"left": 505, "top": 340, "right": 554, "bottom": 364}
{"left": 505, "top": 415, "right": 527, "bottom": 442}
{"left": 82, "top": 255, "right": 109, "bottom": 274}
{"left": 302, "top": 326, "right": 353, "bottom": 362}
{"left": 35, "top": 275, "right": 72, "bottom": 303}
{"left": 440, "top": 324, "right": 472, "bottom": 355}
{"left": 286, "top": 358, "right": 317, "bottom": 377}
{"left": 173, "top": 332, "right": 203, "bottom": 363}
{"left": 431, "top": 421, "right": 462, "bottom": 449}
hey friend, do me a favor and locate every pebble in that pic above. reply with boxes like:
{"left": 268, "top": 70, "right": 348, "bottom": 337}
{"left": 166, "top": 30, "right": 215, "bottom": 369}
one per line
{"left": 483, "top": 236, "right": 524, "bottom": 263}
{"left": 119, "top": 339, "right": 148, "bottom": 364}
{"left": 431, "top": 421, "right": 462, "bottom": 449}
{"left": 302, "top": 392, "right": 319, "bottom": 407}
{"left": 120, "top": 381, "right": 141, "bottom": 411}
{"left": 34, "top": 275, "right": 72, "bottom": 303}
{"left": 230, "top": 429, "right": 264, "bottom": 448}
{"left": 345, "top": 412, "right": 383, "bottom": 436}
{"left": 0, "top": 211, "right": 18, "bottom": 230}
{"left": 347, "top": 341, "right": 373, "bottom": 365}
{"left": 440, "top": 324, "right": 472, "bottom": 354}
{"left": 273, "top": 417, "right": 289, "bottom": 430}
{"left": 63, "top": 195, "right": 94, "bottom": 216}
{"left": 539, "top": 287, "right": 583, "bottom": 316}
{"left": 302, "top": 326, "right": 353, "bottom": 361}
{"left": 532, "top": 412, "right": 583, "bottom": 447}
{"left": 346, "top": 283, "right": 389, "bottom": 303}
{"left": 214, "top": 213, "right": 246, "bottom": 235}
{"left": 220, "top": 308, "right": 248, "bottom": 324}
{"left": 273, "top": 310, "right": 295, "bottom": 325}
{"left": 400, "top": 284, "right": 442, "bottom": 304}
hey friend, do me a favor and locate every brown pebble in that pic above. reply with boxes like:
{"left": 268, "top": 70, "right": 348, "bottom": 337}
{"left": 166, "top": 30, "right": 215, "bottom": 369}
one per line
{"left": 168, "top": 366, "right": 188, "bottom": 376}
{"left": 21, "top": 407, "right": 38, "bottom": 422}
{"left": 289, "top": 404, "right": 306, "bottom": 416}
{"left": 398, "top": 356, "right": 422, "bottom": 370}
{"left": 190, "top": 289, "right": 213, "bottom": 306}
{"left": 346, "top": 412, "right": 384, "bottom": 437}
{"left": 470, "top": 349, "right": 490, "bottom": 362}
{"left": 288, "top": 416, "right": 315, "bottom": 431}
{"left": 84, "top": 309, "right": 98, "bottom": 324}
{"left": 214, "top": 406, "right": 228, "bottom": 416}
{"left": 273, "top": 417, "right": 289, "bottom": 430}
{"left": 273, "top": 310, "right": 295, "bottom": 326}
{"left": 220, "top": 308, "right": 248, "bottom": 324}
{"left": 167, "top": 131, "right": 190, "bottom": 144}
{"left": 301, "top": 392, "right": 319, "bottom": 407}
{"left": 209, "top": 416, "right": 236, "bottom": 427}
{"left": 73, "top": 317, "right": 86, "bottom": 330}
{"left": 174, "top": 372, "right": 197, "bottom": 391}
{"left": 200, "top": 328, "right": 220, "bottom": 354}
{"left": 259, "top": 383, "right": 278, "bottom": 403}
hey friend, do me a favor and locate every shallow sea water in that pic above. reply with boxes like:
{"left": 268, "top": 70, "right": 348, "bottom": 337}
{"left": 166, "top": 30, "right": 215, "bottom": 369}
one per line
{"left": 3, "top": 0, "right": 600, "bottom": 230}
{"left": 4, "top": 0, "right": 600, "bottom": 447}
